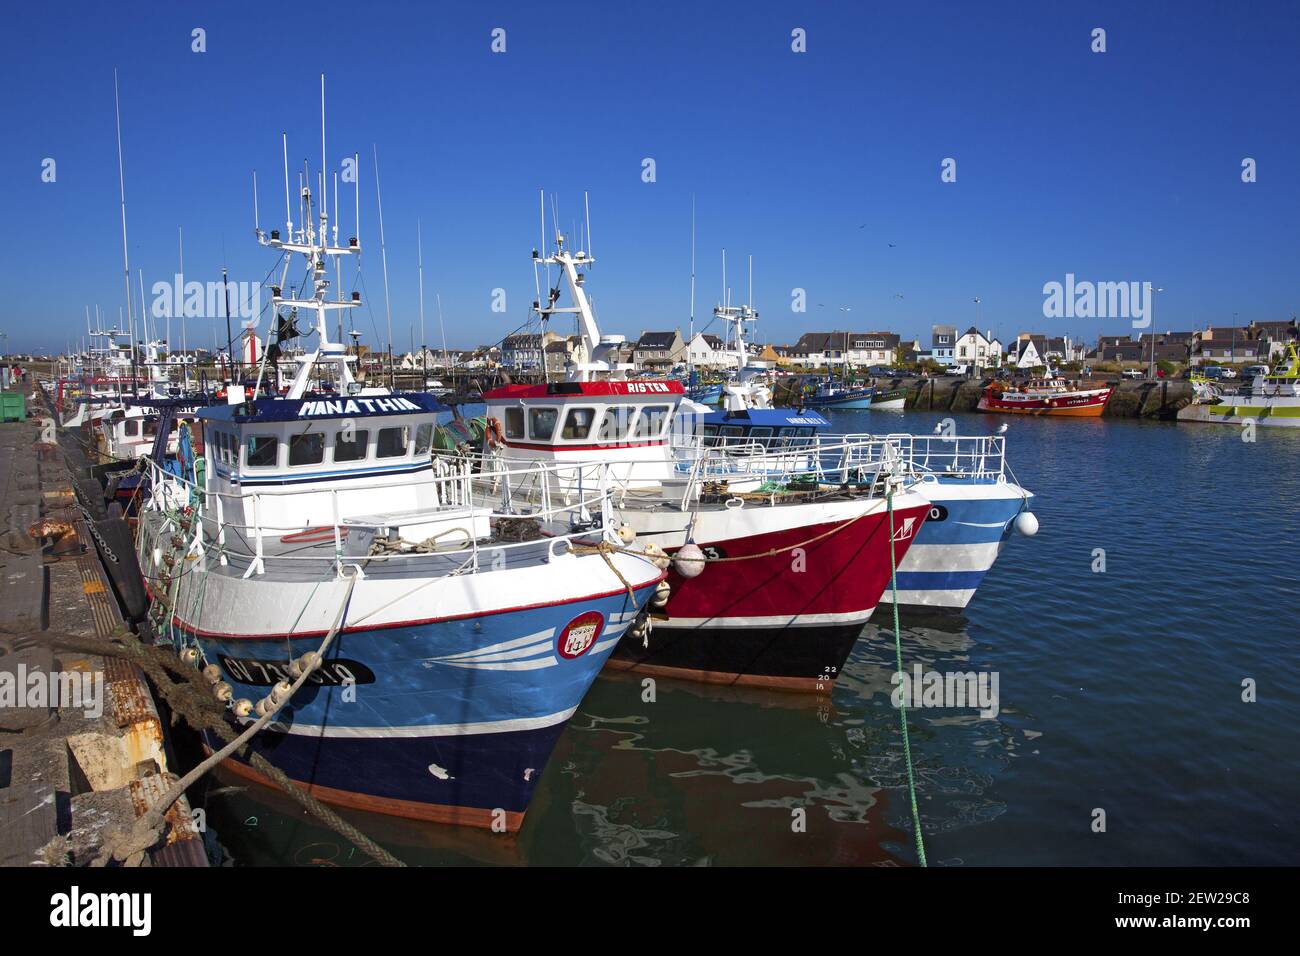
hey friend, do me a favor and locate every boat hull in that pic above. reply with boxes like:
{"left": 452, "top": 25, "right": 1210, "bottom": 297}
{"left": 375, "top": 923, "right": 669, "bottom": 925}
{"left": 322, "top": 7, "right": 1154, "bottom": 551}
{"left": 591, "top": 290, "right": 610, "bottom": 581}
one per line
{"left": 878, "top": 478, "right": 1030, "bottom": 609}
{"left": 137, "top": 511, "right": 661, "bottom": 830}
{"left": 977, "top": 387, "right": 1112, "bottom": 416}
{"left": 609, "top": 495, "right": 930, "bottom": 690}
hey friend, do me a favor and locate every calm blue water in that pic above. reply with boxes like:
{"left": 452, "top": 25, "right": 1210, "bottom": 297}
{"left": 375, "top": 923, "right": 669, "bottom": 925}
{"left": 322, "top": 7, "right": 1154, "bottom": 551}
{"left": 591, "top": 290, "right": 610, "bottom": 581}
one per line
{"left": 199, "top": 411, "right": 1300, "bottom": 866}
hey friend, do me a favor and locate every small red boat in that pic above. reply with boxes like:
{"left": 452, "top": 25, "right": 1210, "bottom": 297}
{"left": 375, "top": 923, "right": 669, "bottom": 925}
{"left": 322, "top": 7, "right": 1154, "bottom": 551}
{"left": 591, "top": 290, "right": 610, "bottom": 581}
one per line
{"left": 977, "top": 377, "right": 1113, "bottom": 417}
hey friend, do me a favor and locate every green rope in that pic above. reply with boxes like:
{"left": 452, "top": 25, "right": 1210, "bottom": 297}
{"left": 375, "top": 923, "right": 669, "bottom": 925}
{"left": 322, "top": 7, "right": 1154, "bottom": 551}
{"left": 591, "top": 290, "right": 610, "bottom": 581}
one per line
{"left": 886, "top": 488, "right": 927, "bottom": 867}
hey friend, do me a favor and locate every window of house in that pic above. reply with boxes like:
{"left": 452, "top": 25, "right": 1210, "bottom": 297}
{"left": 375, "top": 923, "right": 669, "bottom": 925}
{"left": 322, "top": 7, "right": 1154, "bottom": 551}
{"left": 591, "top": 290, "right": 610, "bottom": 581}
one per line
{"left": 333, "top": 429, "right": 370, "bottom": 462}
{"left": 246, "top": 435, "right": 279, "bottom": 468}
{"left": 289, "top": 432, "right": 326, "bottom": 466}
{"left": 561, "top": 407, "right": 597, "bottom": 440}
{"left": 528, "top": 407, "right": 559, "bottom": 441}
{"left": 503, "top": 407, "right": 525, "bottom": 439}
{"left": 376, "top": 426, "right": 410, "bottom": 458}
{"left": 414, "top": 423, "right": 433, "bottom": 456}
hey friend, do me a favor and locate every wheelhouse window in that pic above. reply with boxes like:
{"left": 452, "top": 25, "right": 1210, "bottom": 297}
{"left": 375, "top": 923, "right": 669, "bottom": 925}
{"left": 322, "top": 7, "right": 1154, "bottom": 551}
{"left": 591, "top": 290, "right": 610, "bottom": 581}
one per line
{"left": 560, "top": 407, "right": 597, "bottom": 440}
{"left": 246, "top": 435, "right": 279, "bottom": 468}
{"left": 597, "top": 407, "right": 635, "bottom": 443}
{"left": 528, "top": 407, "right": 559, "bottom": 441}
{"left": 143, "top": 418, "right": 159, "bottom": 437}
{"left": 123, "top": 420, "right": 139, "bottom": 438}
{"left": 632, "top": 405, "right": 672, "bottom": 440}
{"left": 288, "top": 432, "right": 325, "bottom": 467}
{"left": 376, "top": 426, "right": 410, "bottom": 458}
{"left": 503, "top": 407, "right": 525, "bottom": 440}
{"left": 414, "top": 423, "right": 433, "bottom": 456}
{"left": 333, "top": 429, "right": 369, "bottom": 463}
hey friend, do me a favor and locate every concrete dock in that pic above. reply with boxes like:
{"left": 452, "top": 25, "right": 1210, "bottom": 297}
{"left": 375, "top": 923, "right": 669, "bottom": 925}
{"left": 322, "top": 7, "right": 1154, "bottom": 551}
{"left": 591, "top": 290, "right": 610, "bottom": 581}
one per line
{"left": 0, "top": 383, "right": 206, "bottom": 866}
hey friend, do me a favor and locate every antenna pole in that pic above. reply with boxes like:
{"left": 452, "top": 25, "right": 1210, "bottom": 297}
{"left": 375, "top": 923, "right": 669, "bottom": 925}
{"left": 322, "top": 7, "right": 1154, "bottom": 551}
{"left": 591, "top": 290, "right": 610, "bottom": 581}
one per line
{"left": 584, "top": 191, "right": 593, "bottom": 258}
{"left": 282, "top": 133, "right": 292, "bottom": 238}
{"left": 689, "top": 194, "right": 696, "bottom": 375}
{"left": 253, "top": 170, "right": 260, "bottom": 233}
{"left": 179, "top": 226, "right": 189, "bottom": 390}
{"left": 373, "top": 144, "right": 394, "bottom": 388}
{"left": 112, "top": 69, "right": 136, "bottom": 391}
{"left": 320, "top": 74, "right": 327, "bottom": 224}
{"left": 417, "top": 219, "right": 426, "bottom": 391}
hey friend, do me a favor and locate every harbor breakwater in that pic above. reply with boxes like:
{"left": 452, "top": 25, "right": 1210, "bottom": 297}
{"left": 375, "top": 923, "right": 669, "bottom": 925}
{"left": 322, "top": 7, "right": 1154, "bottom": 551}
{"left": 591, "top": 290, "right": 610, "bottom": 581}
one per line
{"left": 775, "top": 377, "right": 1194, "bottom": 419}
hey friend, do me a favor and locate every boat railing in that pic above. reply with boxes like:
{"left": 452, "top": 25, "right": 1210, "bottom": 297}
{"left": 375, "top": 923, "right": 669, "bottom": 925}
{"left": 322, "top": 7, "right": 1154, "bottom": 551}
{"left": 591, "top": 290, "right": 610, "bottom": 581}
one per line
{"left": 142, "top": 454, "right": 619, "bottom": 578}
{"left": 838, "top": 432, "right": 1006, "bottom": 479}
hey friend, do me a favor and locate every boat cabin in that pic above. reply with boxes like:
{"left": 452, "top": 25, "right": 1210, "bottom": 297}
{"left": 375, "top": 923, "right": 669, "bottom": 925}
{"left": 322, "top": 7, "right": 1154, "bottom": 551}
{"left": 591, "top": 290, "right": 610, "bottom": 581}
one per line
{"left": 702, "top": 407, "right": 830, "bottom": 449}
{"left": 482, "top": 380, "right": 688, "bottom": 488}
{"left": 195, "top": 392, "right": 464, "bottom": 535}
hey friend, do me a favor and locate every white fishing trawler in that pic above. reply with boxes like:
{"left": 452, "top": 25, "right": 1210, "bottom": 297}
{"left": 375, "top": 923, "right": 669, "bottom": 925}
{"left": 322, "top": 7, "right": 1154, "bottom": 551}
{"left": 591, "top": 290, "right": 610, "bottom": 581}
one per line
{"left": 134, "top": 83, "right": 663, "bottom": 829}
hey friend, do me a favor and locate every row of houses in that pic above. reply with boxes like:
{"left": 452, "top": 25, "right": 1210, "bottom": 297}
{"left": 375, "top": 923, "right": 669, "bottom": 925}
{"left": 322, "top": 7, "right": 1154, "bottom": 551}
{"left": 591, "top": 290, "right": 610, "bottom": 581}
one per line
{"left": 415, "top": 316, "right": 1300, "bottom": 376}
{"left": 1089, "top": 320, "right": 1300, "bottom": 366}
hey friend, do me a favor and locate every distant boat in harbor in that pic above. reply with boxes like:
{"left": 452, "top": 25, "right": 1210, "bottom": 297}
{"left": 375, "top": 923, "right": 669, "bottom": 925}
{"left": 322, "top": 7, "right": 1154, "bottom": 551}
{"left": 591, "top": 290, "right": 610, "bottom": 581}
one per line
{"left": 1181, "top": 344, "right": 1300, "bottom": 428}
{"left": 977, "top": 374, "right": 1113, "bottom": 417}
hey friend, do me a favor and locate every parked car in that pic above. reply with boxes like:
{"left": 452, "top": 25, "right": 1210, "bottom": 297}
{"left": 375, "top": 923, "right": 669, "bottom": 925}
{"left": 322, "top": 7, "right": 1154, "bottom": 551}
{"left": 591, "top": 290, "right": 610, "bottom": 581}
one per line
{"left": 866, "top": 365, "right": 895, "bottom": 377}
{"left": 1243, "top": 364, "right": 1270, "bottom": 382}
{"left": 1219, "top": 367, "right": 1238, "bottom": 379}
{"left": 1200, "top": 365, "right": 1225, "bottom": 380}
{"left": 944, "top": 363, "right": 970, "bottom": 376}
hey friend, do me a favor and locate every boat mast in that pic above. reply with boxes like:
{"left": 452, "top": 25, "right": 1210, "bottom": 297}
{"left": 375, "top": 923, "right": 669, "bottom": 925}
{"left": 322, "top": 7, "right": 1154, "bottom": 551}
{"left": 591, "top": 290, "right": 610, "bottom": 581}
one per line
{"left": 256, "top": 74, "right": 365, "bottom": 401}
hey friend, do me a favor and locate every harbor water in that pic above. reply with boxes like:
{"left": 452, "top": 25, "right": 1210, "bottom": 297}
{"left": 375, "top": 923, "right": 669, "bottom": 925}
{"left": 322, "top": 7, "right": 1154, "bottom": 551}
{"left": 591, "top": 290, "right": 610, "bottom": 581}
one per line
{"left": 197, "top": 410, "right": 1300, "bottom": 866}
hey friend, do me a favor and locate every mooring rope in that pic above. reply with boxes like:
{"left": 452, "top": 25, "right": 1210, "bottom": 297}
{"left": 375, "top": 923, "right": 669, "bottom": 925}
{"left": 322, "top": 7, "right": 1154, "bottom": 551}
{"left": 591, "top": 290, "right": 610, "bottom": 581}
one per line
{"left": 886, "top": 488, "right": 927, "bottom": 867}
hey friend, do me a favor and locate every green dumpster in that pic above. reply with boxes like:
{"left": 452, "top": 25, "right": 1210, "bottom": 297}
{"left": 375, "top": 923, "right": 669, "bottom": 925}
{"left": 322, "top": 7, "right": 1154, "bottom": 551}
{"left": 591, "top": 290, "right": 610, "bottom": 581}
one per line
{"left": 0, "top": 391, "right": 26, "bottom": 422}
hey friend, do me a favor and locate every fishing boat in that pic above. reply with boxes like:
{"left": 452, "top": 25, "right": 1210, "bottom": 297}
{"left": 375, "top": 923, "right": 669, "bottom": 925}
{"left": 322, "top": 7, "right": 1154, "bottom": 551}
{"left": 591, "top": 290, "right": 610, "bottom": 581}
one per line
{"left": 478, "top": 213, "right": 932, "bottom": 691}
{"left": 1182, "top": 345, "right": 1300, "bottom": 428}
{"left": 135, "top": 97, "right": 663, "bottom": 830}
{"left": 868, "top": 385, "right": 908, "bottom": 410}
{"left": 977, "top": 374, "right": 1113, "bottom": 416}
{"left": 809, "top": 378, "right": 877, "bottom": 410}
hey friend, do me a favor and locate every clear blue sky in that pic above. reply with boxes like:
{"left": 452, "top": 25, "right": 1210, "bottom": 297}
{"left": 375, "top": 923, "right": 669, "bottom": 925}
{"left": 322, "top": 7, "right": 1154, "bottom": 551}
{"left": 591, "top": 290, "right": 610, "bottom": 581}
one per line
{"left": 1, "top": 0, "right": 1297, "bottom": 355}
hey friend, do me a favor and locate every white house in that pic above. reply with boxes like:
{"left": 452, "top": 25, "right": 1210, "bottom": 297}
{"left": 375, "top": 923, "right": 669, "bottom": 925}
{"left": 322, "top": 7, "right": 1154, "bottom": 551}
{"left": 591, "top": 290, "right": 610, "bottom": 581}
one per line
{"left": 1013, "top": 334, "right": 1047, "bottom": 369}
{"left": 686, "top": 333, "right": 729, "bottom": 368}
{"left": 789, "top": 331, "right": 900, "bottom": 368}
{"left": 953, "top": 327, "right": 1003, "bottom": 370}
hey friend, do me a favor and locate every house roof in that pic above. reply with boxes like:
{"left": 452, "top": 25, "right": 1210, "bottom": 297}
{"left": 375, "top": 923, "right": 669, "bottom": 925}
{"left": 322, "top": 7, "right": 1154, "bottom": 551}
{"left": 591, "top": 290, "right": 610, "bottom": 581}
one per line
{"left": 635, "top": 330, "right": 680, "bottom": 349}
{"left": 792, "top": 331, "right": 899, "bottom": 353}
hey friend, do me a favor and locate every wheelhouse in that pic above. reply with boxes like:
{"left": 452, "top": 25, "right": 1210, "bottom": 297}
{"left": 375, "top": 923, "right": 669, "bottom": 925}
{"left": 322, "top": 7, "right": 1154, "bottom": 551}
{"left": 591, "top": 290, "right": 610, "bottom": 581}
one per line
{"left": 482, "top": 380, "right": 688, "bottom": 488}
{"left": 701, "top": 407, "right": 830, "bottom": 451}
{"left": 196, "top": 392, "right": 446, "bottom": 532}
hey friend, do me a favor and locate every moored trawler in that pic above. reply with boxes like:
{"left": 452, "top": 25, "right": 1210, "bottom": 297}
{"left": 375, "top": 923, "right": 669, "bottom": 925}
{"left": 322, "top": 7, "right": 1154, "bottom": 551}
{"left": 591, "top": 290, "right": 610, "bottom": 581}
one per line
{"left": 977, "top": 375, "right": 1113, "bottom": 416}
{"left": 478, "top": 213, "right": 932, "bottom": 691}
{"left": 135, "top": 101, "right": 663, "bottom": 830}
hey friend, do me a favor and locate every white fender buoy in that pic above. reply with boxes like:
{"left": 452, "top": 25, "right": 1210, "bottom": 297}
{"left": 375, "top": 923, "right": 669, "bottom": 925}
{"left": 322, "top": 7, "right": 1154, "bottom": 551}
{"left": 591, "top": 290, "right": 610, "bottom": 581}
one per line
{"left": 642, "top": 542, "right": 671, "bottom": 570}
{"left": 617, "top": 523, "right": 636, "bottom": 545}
{"left": 201, "top": 664, "right": 222, "bottom": 685}
{"left": 673, "top": 542, "right": 706, "bottom": 578}
{"left": 1014, "top": 511, "right": 1039, "bottom": 536}
{"left": 652, "top": 580, "right": 671, "bottom": 608}
{"left": 179, "top": 647, "right": 199, "bottom": 666}
{"left": 232, "top": 699, "right": 254, "bottom": 718}
{"left": 213, "top": 681, "right": 233, "bottom": 702}
{"left": 270, "top": 680, "right": 294, "bottom": 705}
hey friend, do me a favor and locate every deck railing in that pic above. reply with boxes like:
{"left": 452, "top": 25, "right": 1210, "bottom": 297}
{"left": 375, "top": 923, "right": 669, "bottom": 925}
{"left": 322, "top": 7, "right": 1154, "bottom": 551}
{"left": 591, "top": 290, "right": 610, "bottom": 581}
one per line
{"left": 142, "top": 454, "right": 617, "bottom": 578}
